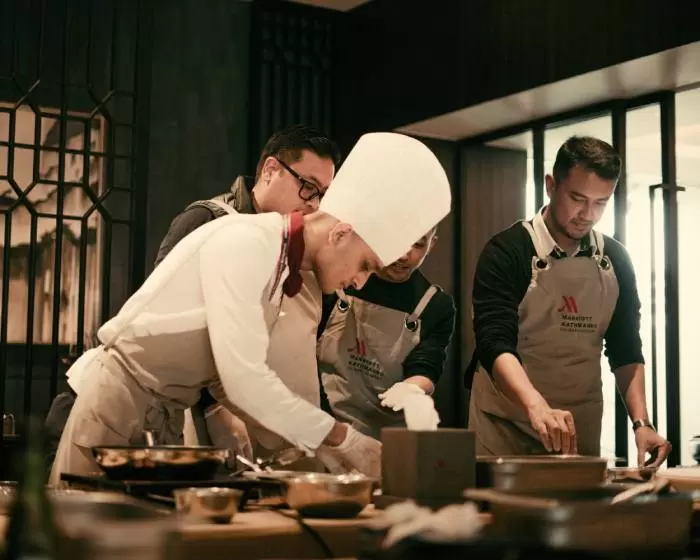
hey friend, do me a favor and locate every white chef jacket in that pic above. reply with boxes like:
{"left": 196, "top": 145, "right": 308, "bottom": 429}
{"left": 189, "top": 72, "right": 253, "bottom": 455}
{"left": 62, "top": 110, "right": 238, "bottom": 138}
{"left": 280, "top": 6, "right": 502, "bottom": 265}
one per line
{"left": 82, "top": 211, "right": 336, "bottom": 453}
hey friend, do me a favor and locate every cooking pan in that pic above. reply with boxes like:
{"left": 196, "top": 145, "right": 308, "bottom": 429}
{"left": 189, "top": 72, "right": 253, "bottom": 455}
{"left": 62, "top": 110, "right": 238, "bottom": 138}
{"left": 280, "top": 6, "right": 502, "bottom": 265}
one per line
{"left": 476, "top": 455, "right": 608, "bottom": 491}
{"left": 465, "top": 484, "right": 693, "bottom": 557}
{"left": 92, "top": 444, "right": 229, "bottom": 481}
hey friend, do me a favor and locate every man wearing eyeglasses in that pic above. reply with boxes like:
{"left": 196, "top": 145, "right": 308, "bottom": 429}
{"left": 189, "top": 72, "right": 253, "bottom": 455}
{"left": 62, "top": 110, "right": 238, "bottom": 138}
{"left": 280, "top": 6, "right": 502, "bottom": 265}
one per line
{"left": 156, "top": 124, "right": 339, "bottom": 466}
{"left": 52, "top": 124, "right": 340, "bottom": 470}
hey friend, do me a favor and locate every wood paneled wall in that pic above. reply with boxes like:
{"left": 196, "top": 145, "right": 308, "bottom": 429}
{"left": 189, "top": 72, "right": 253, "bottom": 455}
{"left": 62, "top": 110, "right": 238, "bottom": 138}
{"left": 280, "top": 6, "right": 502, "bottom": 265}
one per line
{"left": 460, "top": 146, "right": 528, "bottom": 379}
{"left": 411, "top": 140, "right": 528, "bottom": 427}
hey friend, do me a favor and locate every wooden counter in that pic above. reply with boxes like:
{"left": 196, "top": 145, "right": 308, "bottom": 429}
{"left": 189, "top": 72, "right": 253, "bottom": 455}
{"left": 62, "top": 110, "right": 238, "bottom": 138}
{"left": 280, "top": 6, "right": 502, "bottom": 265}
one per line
{"left": 166, "top": 506, "right": 380, "bottom": 558}
{"left": 1, "top": 506, "right": 382, "bottom": 559}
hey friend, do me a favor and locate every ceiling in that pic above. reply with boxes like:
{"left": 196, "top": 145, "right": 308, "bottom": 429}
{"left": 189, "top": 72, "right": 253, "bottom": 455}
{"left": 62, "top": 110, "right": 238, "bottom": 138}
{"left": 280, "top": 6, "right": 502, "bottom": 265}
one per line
{"left": 395, "top": 41, "right": 700, "bottom": 189}
{"left": 284, "top": 0, "right": 373, "bottom": 11}
{"left": 485, "top": 88, "right": 700, "bottom": 189}
{"left": 397, "top": 42, "right": 700, "bottom": 143}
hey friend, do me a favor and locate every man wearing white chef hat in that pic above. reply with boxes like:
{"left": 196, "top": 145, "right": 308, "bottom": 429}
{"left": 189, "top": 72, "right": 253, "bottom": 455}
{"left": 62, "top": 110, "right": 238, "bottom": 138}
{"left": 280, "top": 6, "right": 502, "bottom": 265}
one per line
{"left": 49, "top": 132, "right": 451, "bottom": 484}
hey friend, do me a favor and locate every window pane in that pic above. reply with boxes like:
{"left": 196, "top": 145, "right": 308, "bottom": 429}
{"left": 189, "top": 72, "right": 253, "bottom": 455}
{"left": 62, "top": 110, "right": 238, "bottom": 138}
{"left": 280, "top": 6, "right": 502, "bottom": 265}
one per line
{"left": 625, "top": 104, "right": 664, "bottom": 464}
{"left": 676, "top": 87, "right": 700, "bottom": 465}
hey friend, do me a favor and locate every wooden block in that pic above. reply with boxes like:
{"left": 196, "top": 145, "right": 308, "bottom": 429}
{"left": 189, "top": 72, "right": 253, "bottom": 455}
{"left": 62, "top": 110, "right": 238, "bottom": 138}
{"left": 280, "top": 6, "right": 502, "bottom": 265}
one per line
{"left": 381, "top": 428, "right": 475, "bottom": 500}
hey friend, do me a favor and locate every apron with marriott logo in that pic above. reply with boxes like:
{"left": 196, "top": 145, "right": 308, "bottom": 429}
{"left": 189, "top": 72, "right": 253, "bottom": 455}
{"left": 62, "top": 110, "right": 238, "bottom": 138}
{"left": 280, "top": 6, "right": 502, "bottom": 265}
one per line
{"left": 469, "top": 219, "right": 619, "bottom": 456}
{"left": 318, "top": 286, "right": 439, "bottom": 439}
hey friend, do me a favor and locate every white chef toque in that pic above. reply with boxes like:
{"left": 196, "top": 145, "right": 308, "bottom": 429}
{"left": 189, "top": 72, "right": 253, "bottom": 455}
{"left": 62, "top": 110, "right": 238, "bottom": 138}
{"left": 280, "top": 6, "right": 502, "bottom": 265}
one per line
{"left": 319, "top": 132, "right": 451, "bottom": 266}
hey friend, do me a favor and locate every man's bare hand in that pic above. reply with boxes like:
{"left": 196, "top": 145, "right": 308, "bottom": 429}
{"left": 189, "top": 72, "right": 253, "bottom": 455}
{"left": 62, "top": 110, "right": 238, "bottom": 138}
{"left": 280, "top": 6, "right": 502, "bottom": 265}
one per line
{"left": 527, "top": 403, "right": 578, "bottom": 454}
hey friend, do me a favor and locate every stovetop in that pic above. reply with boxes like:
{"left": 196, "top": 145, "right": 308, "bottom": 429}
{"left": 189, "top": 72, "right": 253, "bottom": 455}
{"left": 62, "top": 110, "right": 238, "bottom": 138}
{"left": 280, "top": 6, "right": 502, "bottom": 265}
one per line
{"left": 60, "top": 472, "right": 283, "bottom": 509}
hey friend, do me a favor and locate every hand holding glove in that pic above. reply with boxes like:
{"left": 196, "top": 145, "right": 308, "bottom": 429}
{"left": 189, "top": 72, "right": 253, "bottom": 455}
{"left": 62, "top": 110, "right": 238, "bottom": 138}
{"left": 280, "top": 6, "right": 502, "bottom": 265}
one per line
{"left": 317, "top": 424, "right": 382, "bottom": 478}
{"left": 379, "top": 381, "right": 426, "bottom": 411}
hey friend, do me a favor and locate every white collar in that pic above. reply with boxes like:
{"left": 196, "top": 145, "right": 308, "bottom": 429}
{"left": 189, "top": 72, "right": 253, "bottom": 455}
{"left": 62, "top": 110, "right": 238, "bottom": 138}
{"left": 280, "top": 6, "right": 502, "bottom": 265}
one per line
{"left": 532, "top": 206, "right": 589, "bottom": 257}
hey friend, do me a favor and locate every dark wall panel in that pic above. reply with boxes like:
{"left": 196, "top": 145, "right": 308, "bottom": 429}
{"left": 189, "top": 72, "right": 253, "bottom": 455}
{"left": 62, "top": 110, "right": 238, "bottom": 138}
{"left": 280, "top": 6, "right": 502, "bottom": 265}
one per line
{"left": 417, "top": 137, "right": 460, "bottom": 427}
{"left": 460, "top": 145, "right": 527, "bottom": 421}
{"left": 145, "top": 0, "right": 252, "bottom": 270}
{"left": 248, "top": 0, "right": 338, "bottom": 170}
{"left": 336, "top": 0, "right": 700, "bottom": 149}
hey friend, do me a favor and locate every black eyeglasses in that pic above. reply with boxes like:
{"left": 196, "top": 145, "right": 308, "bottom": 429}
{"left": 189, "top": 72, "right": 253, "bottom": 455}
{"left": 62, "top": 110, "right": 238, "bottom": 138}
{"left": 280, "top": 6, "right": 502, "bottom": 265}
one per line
{"left": 274, "top": 157, "right": 324, "bottom": 202}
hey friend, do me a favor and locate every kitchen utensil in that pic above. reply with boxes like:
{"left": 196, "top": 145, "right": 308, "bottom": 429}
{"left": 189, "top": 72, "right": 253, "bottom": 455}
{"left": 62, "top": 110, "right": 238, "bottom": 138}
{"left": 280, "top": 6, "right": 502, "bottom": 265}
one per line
{"left": 235, "top": 454, "right": 263, "bottom": 473}
{"left": 609, "top": 477, "right": 671, "bottom": 504}
{"left": 92, "top": 444, "right": 228, "bottom": 481}
{"left": 606, "top": 465, "right": 658, "bottom": 483}
{"left": 143, "top": 429, "right": 155, "bottom": 447}
{"left": 478, "top": 455, "right": 608, "bottom": 492}
{"left": 258, "top": 447, "right": 306, "bottom": 470}
{"left": 173, "top": 487, "right": 243, "bottom": 524}
{"left": 231, "top": 447, "right": 306, "bottom": 477}
{"left": 283, "top": 472, "right": 374, "bottom": 518}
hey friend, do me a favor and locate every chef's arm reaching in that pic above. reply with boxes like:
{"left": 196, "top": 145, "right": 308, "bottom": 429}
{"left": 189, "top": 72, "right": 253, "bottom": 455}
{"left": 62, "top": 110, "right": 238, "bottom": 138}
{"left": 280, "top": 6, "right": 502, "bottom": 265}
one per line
{"left": 473, "top": 236, "right": 577, "bottom": 454}
{"left": 604, "top": 241, "right": 670, "bottom": 467}
{"left": 614, "top": 363, "right": 670, "bottom": 467}
{"left": 200, "top": 224, "right": 381, "bottom": 476}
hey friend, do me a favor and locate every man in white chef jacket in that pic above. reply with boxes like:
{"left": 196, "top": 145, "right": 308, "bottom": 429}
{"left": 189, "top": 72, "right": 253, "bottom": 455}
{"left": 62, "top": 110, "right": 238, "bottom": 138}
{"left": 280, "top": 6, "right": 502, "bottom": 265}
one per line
{"left": 45, "top": 124, "right": 340, "bottom": 470}
{"left": 49, "top": 132, "right": 451, "bottom": 485}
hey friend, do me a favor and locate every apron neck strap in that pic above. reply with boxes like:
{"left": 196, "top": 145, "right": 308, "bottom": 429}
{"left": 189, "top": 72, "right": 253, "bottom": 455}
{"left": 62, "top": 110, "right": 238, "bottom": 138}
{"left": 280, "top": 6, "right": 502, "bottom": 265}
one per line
{"left": 591, "top": 229, "right": 605, "bottom": 256}
{"left": 522, "top": 221, "right": 550, "bottom": 261}
{"left": 406, "top": 285, "right": 440, "bottom": 323}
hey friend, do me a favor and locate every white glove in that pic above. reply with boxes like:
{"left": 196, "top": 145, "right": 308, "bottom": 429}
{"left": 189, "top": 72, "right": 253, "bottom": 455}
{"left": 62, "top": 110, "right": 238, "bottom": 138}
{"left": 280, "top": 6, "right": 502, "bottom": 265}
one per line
{"left": 402, "top": 393, "right": 440, "bottom": 431}
{"left": 316, "top": 425, "right": 382, "bottom": 478}
{"left": 379, "top": 382, "right": 425, "bottom": 411}
{"left": 382, "top": 502, "right": 486, "bottom": 548}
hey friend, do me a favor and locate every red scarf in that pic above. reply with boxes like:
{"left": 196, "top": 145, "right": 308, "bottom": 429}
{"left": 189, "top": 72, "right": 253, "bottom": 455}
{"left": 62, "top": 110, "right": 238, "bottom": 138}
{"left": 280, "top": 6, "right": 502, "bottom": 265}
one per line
{"left": 282, "top": 211, "right": 305, "bottom": 297}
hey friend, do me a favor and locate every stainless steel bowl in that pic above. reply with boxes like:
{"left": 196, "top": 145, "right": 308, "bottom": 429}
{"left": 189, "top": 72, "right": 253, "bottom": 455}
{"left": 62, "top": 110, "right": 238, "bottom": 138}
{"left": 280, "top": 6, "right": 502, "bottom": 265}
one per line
{"left": 284, "top": 473, "right": 374, "bottom": 518}
{"left": 173, "top": 487, "right": 243, "bottom": 524}
{"left": 92, "top": 445, "right": 229, "bottom": 481}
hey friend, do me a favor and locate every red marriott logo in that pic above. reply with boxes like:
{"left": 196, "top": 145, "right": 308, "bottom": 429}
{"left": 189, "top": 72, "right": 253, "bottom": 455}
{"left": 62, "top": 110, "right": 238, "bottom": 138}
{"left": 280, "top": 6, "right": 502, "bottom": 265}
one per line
{"left": 355, "top": 338, "right": 367, "bottom": 356}
{"left": 557, "top": 296, "right": 579, "bottom": 314}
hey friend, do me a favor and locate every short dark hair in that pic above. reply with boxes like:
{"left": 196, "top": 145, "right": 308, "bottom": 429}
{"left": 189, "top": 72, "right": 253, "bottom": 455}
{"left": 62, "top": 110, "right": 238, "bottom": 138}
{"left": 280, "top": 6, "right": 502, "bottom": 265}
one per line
{"left": 255, "top": 124, "right": 341, "bottom": 181}
{"left": 552, "top": 136, "right": 621, "bottom": 184}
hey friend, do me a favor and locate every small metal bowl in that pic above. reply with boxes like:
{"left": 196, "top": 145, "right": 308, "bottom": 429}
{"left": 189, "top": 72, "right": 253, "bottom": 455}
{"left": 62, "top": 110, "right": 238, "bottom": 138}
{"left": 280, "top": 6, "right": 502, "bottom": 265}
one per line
{"left": 284, "top": 473, "right": 374, "bottom": 519}
{"left": 173, "top": 487, "right": 243, "bottom": 524}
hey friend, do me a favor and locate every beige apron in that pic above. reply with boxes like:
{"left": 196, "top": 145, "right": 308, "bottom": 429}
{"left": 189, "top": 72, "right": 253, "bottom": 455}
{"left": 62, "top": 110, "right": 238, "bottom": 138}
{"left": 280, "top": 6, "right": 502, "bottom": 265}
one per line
{"left": 50, "top": 215, "right": 292, "bottom": 486}
{"left": 250, "top": 270, "right": 323, "bottom": 457}
{"left": 468, "top": 222, "right": 619, "bottom": 457}
{"left": 318, "top": 286, "right": 439, "bottom": 439}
